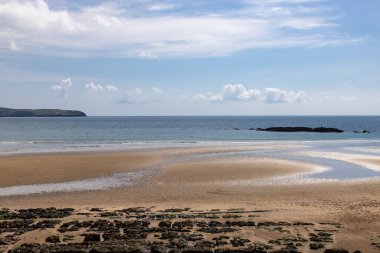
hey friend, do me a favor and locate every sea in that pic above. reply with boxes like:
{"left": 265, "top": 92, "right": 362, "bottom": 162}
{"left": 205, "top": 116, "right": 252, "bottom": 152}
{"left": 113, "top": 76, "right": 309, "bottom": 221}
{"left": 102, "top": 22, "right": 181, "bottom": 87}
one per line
{"left": 1, "top": 116, "right": 380, "bottom": 196}
{"left": 0, "top": 116, "right": 380, "bottom": 154}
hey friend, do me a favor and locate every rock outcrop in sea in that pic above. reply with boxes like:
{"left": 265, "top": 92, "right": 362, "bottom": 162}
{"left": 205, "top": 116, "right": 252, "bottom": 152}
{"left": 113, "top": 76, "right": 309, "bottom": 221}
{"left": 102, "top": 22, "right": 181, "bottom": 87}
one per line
{"left": 256, "top": 127, "right": 344, "bottom": 133}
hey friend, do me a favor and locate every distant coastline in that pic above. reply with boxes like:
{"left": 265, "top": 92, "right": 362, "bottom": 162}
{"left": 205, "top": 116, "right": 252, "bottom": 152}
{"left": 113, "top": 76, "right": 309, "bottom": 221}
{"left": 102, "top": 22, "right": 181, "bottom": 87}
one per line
{"left": 0, "top": 107, "right": 86, "bottom": 117}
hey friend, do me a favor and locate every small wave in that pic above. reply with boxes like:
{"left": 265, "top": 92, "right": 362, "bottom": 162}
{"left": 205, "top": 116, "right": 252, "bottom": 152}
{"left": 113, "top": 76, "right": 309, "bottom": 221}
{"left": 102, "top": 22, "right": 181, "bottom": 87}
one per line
{"left": 0, "top": 167, "right": 155, "bottom": 197}
{"left": 0, "top": 141, "right": 20, "bottom": 144}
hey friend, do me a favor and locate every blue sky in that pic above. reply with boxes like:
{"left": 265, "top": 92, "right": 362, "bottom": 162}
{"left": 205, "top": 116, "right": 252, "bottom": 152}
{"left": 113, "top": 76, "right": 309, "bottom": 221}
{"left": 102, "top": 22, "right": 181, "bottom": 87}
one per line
{"left": 0, "top": 0, "right": 379, "bottom": 115}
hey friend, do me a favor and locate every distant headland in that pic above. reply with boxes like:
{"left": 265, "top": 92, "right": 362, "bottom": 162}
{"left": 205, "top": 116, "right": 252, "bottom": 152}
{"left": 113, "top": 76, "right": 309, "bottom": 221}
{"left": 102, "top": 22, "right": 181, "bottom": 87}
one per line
{"left": 0, "top": 107, "right": 86, "bottom": 117}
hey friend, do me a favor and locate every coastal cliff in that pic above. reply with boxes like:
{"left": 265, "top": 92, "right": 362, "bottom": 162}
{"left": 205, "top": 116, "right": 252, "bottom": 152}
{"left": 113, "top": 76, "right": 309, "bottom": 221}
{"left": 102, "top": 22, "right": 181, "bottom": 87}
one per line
{"left": 0, "top": 107, "right": 86, "bottom": 117}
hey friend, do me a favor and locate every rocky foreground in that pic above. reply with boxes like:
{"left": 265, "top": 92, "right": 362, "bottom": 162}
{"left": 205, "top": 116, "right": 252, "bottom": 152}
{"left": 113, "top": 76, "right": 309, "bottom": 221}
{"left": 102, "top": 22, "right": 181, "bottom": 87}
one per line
{"left": 1, "top": 207, "right": 378, "bottom": 253}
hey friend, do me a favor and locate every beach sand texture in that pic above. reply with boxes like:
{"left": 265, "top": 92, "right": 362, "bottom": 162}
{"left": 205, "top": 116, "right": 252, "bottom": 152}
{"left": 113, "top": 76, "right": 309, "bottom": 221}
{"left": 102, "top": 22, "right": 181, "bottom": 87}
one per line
{"left": 0, "top": 145, "right": 379, "bottom": 252}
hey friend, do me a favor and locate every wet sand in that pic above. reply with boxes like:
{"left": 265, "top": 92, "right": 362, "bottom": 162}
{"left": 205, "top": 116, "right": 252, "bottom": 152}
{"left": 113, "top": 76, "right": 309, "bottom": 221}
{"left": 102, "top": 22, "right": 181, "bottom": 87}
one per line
{"left": 156, "top": 157, "right": 320, "bottom": 184}
{"left": 0, "top": 145, "right": 380, "bottom": 252}
{"left": 0, "top": 151, "right": 160, "bottom": 187}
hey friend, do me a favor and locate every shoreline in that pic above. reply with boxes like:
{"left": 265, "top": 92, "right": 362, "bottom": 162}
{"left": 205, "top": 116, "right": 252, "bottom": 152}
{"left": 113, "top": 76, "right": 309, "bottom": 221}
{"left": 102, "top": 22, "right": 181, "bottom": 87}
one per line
{"left": 1, "top": 144, "right": 380, "bottom": 197}
{"left": 1, "top": 138, "right": 380, "bottom": 157}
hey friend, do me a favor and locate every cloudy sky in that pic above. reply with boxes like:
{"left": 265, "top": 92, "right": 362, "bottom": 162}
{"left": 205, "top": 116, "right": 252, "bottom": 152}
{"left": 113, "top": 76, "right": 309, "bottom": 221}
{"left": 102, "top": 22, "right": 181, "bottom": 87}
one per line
{"left": 0, "top": 0, "right": 379, "bottom": 115}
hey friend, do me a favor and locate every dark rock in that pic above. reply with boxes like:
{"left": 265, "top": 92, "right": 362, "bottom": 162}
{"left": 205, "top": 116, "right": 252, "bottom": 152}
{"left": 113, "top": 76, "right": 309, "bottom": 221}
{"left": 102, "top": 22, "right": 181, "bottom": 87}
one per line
{"left": 8, "top": 243, "right": 42, "bottom": 253}
{"left": 170, "top": 238, "right": 188, "bottom": 249}
{"left": 158, "top": 220, "right": 172, "bottom": 228}
{"left": 83, "top": 233, "right": 102, "bottom": 243}
{"left": 181, "top": 233, "right": 204, "bottom": 242}
{"left": 225, "top": 220, "right": 255, "bottom": 227}
{"left": 121, "top": 207, "right": 150, "bottom": 214}
{"left": 324, "top": 248, "right": 349, "bottom": 253}
{"left": 150, "top": 244, "right": 168, "bottom": 253}
{"left": 208, "top": 221, "right": 223, "bottom": 227}
{"left": 309, "top": 242, "right": 324, "bottom": 250}
{"left": 318, "top": 232, "right": 332, "bottom": 237}
{"left": 58, "top": 220, "right": 80, "bottom": 233}
{"left": 124, "top": 220, "right": 150, "bottom": 228}
{"left": 215, "top": 248, "right": 267, "bottom": 253}
{"left": 46, "top": 243, "right": 88, "bottom": 252}
{"left": 123, "top": 231, "right": 149, "bottom": 240}
{"left": 0, "top": 208, "right": 10, "bottom": 220}
{"left": 32, "top": 219, "right": 61, "bottom": 229}
{"left": 256, "top": 127, "right": 343, "bottom": 133}
{"left": 292, "top": 222, "right": 314, "bottom": 226}
{"left": 159, "top": 231, "right": 179, "bottom": 240}
{"left": 0, "top": 235, "right": 19, "bottom": 245}
{"left": 0, "top": 219, "right": 34, "bottom": 233}
{"left": 63, "top": 235, "right": 76, "bottom": 242}
{"left": 194, "top": 240, "right": 215, "bottom": 248}
{"left": 309, "top": 232, "right": 333, "bottom": 243}
{"left": 195, "top": 221, "right": 208, "bottom": 227}
{"left": 9, "top": 208, "right": 74, "bottom": 219}
{"left": 99, "top": 212, "right": 120, "bottom": 217}
{"left": 162, "top": 208, "right": 190, "bottom": 213}
{"left": 89, "top": 243, "right": 146, "bottom": 253}
{"left": 46, "top": 235, "right": 61, "bottom": 243}
{"left": 222, "top": 214, "right": 242, "bottom": 219}
{"left": 272, "top": 245, "right": 300, "bottom": 253}
{"left": 182, "top": 246, "right": 213, "bottom": 253}
{"left": 230, "top": 237, "right": 250, "bottom": 247}
{"left": 152, "top": 214, "right": 176, "bottom": 220}
{"left": 102, "top": 231, "right": 123, "bottom": 241}
{"left": 257, "top": 221, "right": 291, "bottom": 227}
{"left": 197, "top": 227, "right": 238, "bottom": 234}
{"left": 172, "top": 220, "right": 193, "bottom": 229}
{"left": 90, "top": 220, "right": 115, "bottom": 232}
{"left": 122, "top": 220, "right": 150, "bottom": 240}
{"left": 213, "top": 235, "right": 230, "bottom": 246}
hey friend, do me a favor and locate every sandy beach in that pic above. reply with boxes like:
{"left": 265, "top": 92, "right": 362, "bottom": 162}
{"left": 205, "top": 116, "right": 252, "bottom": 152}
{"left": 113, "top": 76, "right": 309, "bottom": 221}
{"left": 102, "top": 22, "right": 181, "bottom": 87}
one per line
{"left": 1, "top": 145, "right": 380, "bottom": 252}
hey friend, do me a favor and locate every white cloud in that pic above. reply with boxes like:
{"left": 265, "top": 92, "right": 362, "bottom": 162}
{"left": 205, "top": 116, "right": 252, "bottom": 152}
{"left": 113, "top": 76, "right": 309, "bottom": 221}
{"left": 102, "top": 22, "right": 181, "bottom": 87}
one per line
{"left": 198, "top": 84, "right": 306, "bottom": 104}
{"left": 222, "top": 84, "right": 261, "bottom": 101}
{"left": 8, "top": 39, "right": 20, "bottom": 51}
{"left": 52, "top": 78, "right": 72, "bottom": 98}
{"left": 0, "top": 0, "right": 359, "bottom": 58}
{"left": 105, "top": 85, "right": 118, "bottom": 91}
{"left": 148, "top": 3, "right": 175, "bottom": 11}
{"left": 85, "top": 83, "right": 118, "bottom": 92}
{"left": 196, "top": 93, "right": 224, "bottom": 103}
{"left": 197, "top": 84, "right": 261, "bottom": 103}
{"left": 152, "top": 87, "right": 163, "bottom": 95}
{"left": 262, "top": 87, "right": 306, "bottom": 103}
{"left": 324, "top": 95, "right": 358, "bottom": 102}
{"left": 120, "top": 88, "right": 145, "bottom": 103}
{"left": 85, "top": 82, "right": 103, "bottom": 92}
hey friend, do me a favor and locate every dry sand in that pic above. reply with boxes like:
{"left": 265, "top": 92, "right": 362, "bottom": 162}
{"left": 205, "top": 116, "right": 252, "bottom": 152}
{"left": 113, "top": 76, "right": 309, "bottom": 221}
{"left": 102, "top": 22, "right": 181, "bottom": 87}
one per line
{"left": 0, "top": 146, "right": 379, "bottom": 252}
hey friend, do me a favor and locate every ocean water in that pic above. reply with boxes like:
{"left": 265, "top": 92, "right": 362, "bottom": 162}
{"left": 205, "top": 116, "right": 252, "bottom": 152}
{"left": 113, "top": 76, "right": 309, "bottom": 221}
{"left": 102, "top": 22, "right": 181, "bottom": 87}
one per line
{"left": 0, "top": 116, "right": 380, "bottom": 154}
{"left": 1, "top": 116, "right": 380, "bottom": 195}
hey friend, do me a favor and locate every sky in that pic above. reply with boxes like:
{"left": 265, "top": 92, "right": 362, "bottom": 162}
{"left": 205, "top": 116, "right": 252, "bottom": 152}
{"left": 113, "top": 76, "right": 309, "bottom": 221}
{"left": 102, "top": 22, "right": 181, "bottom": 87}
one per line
{"left": 0, "top": 0, "right": 379, "bottom": 116}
